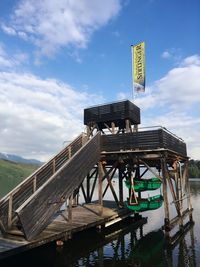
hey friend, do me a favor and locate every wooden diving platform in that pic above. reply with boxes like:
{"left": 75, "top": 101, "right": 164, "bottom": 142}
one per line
{"left": 0, "top": 100, "right": 193, "bottom": 256}
{"left": 0, "top": 201, "right": 134, "bottom": 260}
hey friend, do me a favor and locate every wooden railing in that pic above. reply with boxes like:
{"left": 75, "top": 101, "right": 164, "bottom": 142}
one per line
{"left": 101, "top": 128, "right": 187, "bottom": 157}
{"left": 0, "top": 133, "right": 88, "bottom": 232}
{"left": 16, "top": 132, "right": 101, "bottom": 240}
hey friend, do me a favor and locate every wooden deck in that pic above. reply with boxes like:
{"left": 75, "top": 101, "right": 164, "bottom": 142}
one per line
{"left": 0, "top": 201, "right": 134, "bottom": 260}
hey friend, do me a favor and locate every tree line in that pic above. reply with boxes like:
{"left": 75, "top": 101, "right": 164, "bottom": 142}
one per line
{"left": 188, "top": 160, "right": 200, "bottom": 178}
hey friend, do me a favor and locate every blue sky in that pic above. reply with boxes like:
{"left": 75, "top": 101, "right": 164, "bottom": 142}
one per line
{"left": 0, "top": 0, "right": 199, "bottom": 160}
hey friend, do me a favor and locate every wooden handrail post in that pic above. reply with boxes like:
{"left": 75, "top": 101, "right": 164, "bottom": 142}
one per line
{"left": 52, "top": 159, "right": 56, "bottom": 174}
{"left": 8, "top": 194, "right": 13, "bottom": 229}
{"left": 68, "top": 146, "right": 72, "bottom": 158}
{"left": 33, "top": 176, "right": 37, "bottom": 193}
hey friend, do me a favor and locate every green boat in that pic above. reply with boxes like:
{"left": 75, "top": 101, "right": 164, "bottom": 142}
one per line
{"left": 125, "top": 177, "right": 161, "bottom": 192}
{"left": 126, "top": 194, "right": 163, "bottom": 212}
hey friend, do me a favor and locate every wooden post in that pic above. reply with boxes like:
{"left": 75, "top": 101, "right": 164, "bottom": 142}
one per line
{"left": 52, "top": 159, "right": 56, "bottom": 174}
{"left": 68, "top": 195, "right": 73, "bottom": 223}
{"left": 125, "top": 119, "right": 130, "bottom": 133}
{"left": 86, "top": 174, "right": 90, "bottom": 203}
{"left": 161, "top": 158, "right": 170, "bottom": 236}
{"left": 33, "top": 176, "right": 37, "bottom": 193}
{"left": 111, "top": 122, "right": 115, "bottom": 134}
{"left": 98, "top": 162, "right": 103, "bottom": 215}
{"left": 184, "top": 161, "right": 193, "bottom": 221}
{"left": 90, "top": 169, "right": 98, "bottom": 201}
{"left": 68, "top": 146, "right": 72, "bottom": 158}
{"left": 8, "top": 194, "right": 13, "bottom": 229}
{"left": 119, "top": 167, "right": 123, "bottom": 207}
{"left": 86, "top": 125, "right": 91, "bottom": 138}
{"left": 173, "top": 160, "right": 179, "bottom": 204}
{"left": 179, "top": 162, "right": 184, "bottom": 213}
{"left": 98, "top": 247, "right": 104, "bottom": 267}
{"left": 136, "top": 163, "right": 141, "bottom": 199}
{"left": 166, "top": 172, "right": 181, "bottom": 216}
{"left": 133, "top": 124, "right": 138, "bottom": 132}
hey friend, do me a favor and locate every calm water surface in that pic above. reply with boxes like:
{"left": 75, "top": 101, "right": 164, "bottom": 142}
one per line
{"left": 0, "top": 180, "right": 200, "bottom": 267}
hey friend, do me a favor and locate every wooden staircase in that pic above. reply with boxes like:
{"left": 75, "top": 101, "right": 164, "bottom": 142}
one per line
{"left": 0, "top": 132, "right": 101, "bottom": 240}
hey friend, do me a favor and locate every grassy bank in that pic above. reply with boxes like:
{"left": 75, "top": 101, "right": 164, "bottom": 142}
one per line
{"left": 0, "top": 159, "right": 39, "bottom": 198}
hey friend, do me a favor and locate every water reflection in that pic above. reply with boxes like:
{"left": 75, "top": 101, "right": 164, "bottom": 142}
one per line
{"left": 0, "top": 213, "right": 197, "bottom": 267}
{"left": 53, "top": 219, "right": 196, "bottom": 267}
{"left": 0, "top": 180, "right": 199, "bottom": 267}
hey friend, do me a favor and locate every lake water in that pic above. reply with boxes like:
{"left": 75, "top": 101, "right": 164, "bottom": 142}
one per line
{"left": 0, "top": 179, "right": 200, "bottom": 267}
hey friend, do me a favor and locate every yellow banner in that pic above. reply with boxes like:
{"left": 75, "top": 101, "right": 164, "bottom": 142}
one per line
{"left": 132, "top": 42, "right": 145, "bottom": 92}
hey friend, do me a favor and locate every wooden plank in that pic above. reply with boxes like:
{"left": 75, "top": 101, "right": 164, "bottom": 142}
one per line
{"left": 0, "top": 201, "right": 134, "bottom": 259}
{"left": 16, "top": 133, "right": 101, "bottom": 240}
{"left": 101, "top": 129, "right": 187, "bottom": 156}
{"left": 169, "top": 208, "right": 193, "bottom": 230}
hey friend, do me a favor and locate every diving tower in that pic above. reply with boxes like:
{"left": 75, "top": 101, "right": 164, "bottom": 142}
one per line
{"left": 0, "top": 100, "right": 193, "bottom": 256}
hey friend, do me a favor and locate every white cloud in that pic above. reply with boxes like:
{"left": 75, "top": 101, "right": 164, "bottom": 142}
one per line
{"left": 136, "top": 55, "right": 200, "bottom": 110}
{"left": 0, "top": 71, "right": 104, "bottom": 161}
{"left": 0, "top": 43, "right": 29, "bottom": 69}
{"left": 117, "top": 92, "right": 130, "bottom": 100}
{"left": 181, "top": 54, "right": 200, "bottom": 67}
{"left": 1, "top": 24, "right": 16, "bottom": 36}
{"left": 135, "top": 55, "right": 200, "bottom": 159}
{"left": 2, "top": 0, "right": 121, "bottom": 58}
{"left": 161, "top": 51, "right": 171, "bottom": 59}
{"left": 161, "top": 48, "right": 182, "bottom": 62}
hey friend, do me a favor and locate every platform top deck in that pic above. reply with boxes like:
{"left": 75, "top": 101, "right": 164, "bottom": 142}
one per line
{"left": 101, "top": 127, "right": 187, "bottom": 158}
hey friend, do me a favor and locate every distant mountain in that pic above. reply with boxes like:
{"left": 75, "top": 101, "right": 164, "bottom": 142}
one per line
{"left": 0, "top": 153, "right": 43, "bottom": 165}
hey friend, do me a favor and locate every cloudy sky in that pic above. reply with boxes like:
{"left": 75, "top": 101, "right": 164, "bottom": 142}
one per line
{"left": 0, "top": 0, "right": 199, "bottom": 161}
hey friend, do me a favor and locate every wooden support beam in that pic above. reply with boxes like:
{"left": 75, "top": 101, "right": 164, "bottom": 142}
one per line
{"left": 103, "top": 123, "right": 112, "bottom": 134}
{"left": 129, "top": 171, "right": 138, "bottom": 205}
{"left": 140, "top": 159, "right": 163, "bottom": 181}
{"left": 103, "top": 165, "right": 119, "bottom": 206}
{"left": 102, "top": 162, "right": 118, "bottom": 181}
{"left": 172, "top": 161, "right": 180, "bottom": 210}
{"left": 140, "top": 168, "right": 148, "bottom": 178}
{"left": 161, "top": 158, "right": 170, "bottom": 233}
{"left": 166, "top": 173, "right": 181, "bottom": 217}
{"left": 98, "top": 162, "right": 103, "bottom": 215}
{"left": 121, "top": 170, "right": 129, "bottom": 180}
{"left": 80, "top": 184, "right": 87, "bottom": 203}
{"left": 169, "top": 220, "right": 194, "bottom": 247}
{"left": 179, "top": 162, "right": 184, "bottom": 212}
{"left": 90, "top": 171, "right": 98, "bottom": 201}
{"left": 184, "top": 161, "right": 193, "bottom": 221}
{"left": 125, "top": 119, "right": 130, "bottom": 133}
{"left": 164, "top": 161, "right": 181, "bottom": 217}
{"left": 111, "top": 122, "right": 115, "bottom": 134}
{"left": 133, "top": 124, "right": 138, "bottom": 132}
{"left": 102, "top": 167, "right": 117, "bottom": 197}
{"left": 68, "top": 195, "right": 73, "bottom": 223}
{"left": 86, "top": 175, "right": 90, "bottom": 203}
{"left": 119, "top": 167, "right": 124, "bottom": 206}
{"left": 135, "top": 163, "right": 141, "bottom": 199}
{"left": 169, "top": 208, "right": 193, "bottom": 230}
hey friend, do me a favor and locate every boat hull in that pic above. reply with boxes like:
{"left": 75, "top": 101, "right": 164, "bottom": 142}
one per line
{"left": 125, "top": 178, "right": 161, "bottom": 192}
{"left": 126, "top": 195, "right": 163, "bottom": 212}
